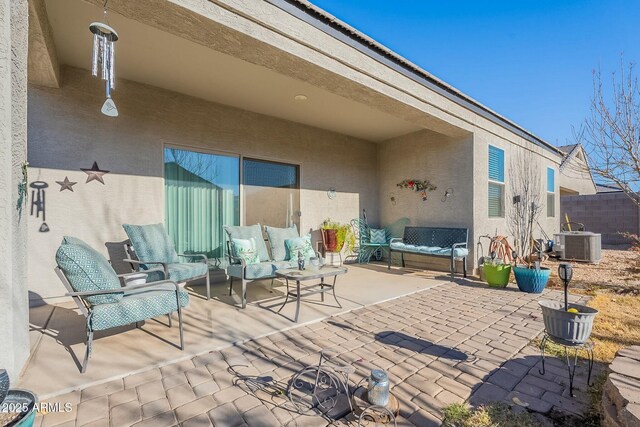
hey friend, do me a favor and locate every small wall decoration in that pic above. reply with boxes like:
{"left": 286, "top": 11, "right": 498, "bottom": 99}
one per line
{"left": 396, "top": 179, "right": 437, "bottom": 201}
{"left": 30, "top": 181, "right": 48, "bottom": 220}
{"left": 56, "top": 176, "right": 77, "bottom": 192}
{"left": 17, "top": 161, "right": 29, "bottom": 217}
{"left": 441, "top": 187, "right": 454, "bottom": 202}
{"left": 388, "top": 192, "right": 397, "bottom": 205}
{"left": 81, "top": 162, "right": 110, "bottom": 184}
{"left": 30, "top": 180, "right": 50, "bottom": 232}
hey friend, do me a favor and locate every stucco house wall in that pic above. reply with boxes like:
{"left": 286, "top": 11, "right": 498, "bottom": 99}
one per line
{"left": 472, "top": 129, "right": 561, "bottom": 268}
{"left": 27, "top": 66, "right": 379, "bottom": 304}
{"left": 0, "top": 0, "right": 30, "bottom": 381}
{"left": 377, "top": 129, "right": 474, "bottom": 271}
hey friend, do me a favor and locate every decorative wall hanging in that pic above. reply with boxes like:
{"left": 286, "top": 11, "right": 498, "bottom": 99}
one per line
{"left": 396, "top": 179, "right": 437, "bottom": 201}
{"left": 441, "top": 187, "right": 454, "bottom": 202}
{"left": 81, "top": 162, "right": 110, "bottom": 184}
{"left": 17, "top": 161, "right": 29, "bottom": 217}
{"left": 90, "top": 1, "right": 119, "bottom": 117}
{"left": 30, "top": 181, "right": 47, "bottom": 220}
{"left": 56, "top": 176, "right": 77, "bottom": 192}
{"left": 30, "top": 181, "right": 50, "bottom": 232}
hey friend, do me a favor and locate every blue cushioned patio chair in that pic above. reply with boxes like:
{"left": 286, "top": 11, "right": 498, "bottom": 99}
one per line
{"left": 350, "top": 218, "right": 410, "bottom": 264}
{"left": 55, "top": 237, "right": 189, "bottom": 373}
{"left": 123, "top": 223, "right": 211, "bottom": 300}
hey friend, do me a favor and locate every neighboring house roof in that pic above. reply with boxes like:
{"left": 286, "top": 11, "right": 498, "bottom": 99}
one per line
{"left": 557, "top": 144, "right": 578, "bottom": 154}
{"left": 596, "top": 183, "right": 625, "bottom": 193}
{"left": 556, "top": 143, "right": 597, "bottom": 192}
{"left": 265, "top": 0, "right": 564, "bottom": 157}
{"left": 558, "top": 144, "right": 581, "bottom": 171}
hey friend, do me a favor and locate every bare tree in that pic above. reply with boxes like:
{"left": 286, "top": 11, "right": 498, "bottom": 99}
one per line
{"left": 576, "top": 61, "right": 640, "bottom": 206}
{"left": 507, "top": 150, "right": 543, "bottom": 263}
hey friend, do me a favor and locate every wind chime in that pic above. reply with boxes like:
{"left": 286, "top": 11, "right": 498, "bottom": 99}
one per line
{"left": 90, "top": 2, "right": 119, "bottom": 117}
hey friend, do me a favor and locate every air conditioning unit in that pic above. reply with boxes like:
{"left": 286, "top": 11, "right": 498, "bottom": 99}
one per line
{"left": 553, "top": 232, "right": 602, "bottom": 263}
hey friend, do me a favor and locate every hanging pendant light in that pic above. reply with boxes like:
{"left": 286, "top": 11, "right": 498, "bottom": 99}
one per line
{"left": 90, "top": 2, "right": 119, "bottom": 117}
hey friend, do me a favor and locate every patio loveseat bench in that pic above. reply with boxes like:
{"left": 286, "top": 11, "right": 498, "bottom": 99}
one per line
{"left": 224, "top": 224, "right": 319, "bottom": 309}
{"left": 388, "top": 226, "right": 469, "bottom": 280}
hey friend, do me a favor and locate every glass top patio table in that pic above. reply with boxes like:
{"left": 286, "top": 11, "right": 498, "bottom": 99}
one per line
{"left": 275, "top": 266, "right": 347, "bottom": 322}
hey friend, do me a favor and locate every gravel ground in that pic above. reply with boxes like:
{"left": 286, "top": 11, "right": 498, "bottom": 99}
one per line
{"left": 545, "top": 248, "right": 640, "bottom": 293}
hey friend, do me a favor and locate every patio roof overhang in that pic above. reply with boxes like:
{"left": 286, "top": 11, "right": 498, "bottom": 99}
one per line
{"left": 28, "top": 0, "right": 478, "bottom": 143}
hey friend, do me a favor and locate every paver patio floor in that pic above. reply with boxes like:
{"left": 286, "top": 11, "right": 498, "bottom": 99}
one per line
{"left": 33, "top": 278, "right": 601, "bottom": 427}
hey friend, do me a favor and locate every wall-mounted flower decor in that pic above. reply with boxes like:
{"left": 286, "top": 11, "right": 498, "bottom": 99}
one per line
{"left": 397, "top": 179, "right": 437, "bottom": 201}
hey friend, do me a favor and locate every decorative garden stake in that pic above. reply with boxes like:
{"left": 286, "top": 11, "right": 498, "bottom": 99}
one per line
{"left": 90, "top": 1, "right": 119, "bottom": 117}
{"left": 558, "top": 263, "right": 573, "bottom": 311}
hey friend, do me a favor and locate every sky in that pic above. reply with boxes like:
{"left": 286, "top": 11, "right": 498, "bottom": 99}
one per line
{"left": 309, "top": 0, "right": 639, "bottom": 147}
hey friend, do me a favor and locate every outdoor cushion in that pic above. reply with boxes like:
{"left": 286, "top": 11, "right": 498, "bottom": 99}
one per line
{"left": 271, "top": 260, "right": 298, "bottom": 270}
{"left": 145, "top": 262, "right": 208, "bottom": 283}
{"left": 231, "top": 238, "right": 260, "bottom": 265}
{"left": 91, "top": 283, "right": 189, "bottom": 331}
{"left": 285, "top": 235, "right": 316, "bottom": 260}
{"left": 389, "top": 242, "right": 468, "bottom": 257}
{"left": 226, "top": 260, "right": 297, "bottom": 280}
{"left": 369, "top": 228, "right": 387, "bottom": 244}
{"left": 224, "top": 224, "right": 270, "bottom": 262}
{"left": 123, "top": 223, "right": 180, "bottom": 267}
{"left": 56, "top": 241, "right": 123, "bottom": 305}
{"left": 265, "top": 225, "right": 299, "bottom": 261}
{"left": 227, "top": 262, "right": 276, "bottom": 280}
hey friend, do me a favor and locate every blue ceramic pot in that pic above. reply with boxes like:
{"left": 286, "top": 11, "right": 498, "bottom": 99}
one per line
{"left": 3, "top": 389, "right": 37, "bottom": 427}
{"left": 513, "top": 266, "right": 550, "bottom": 293}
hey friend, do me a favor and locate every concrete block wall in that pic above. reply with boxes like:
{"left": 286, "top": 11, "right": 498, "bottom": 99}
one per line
{"left": 560, "top": 192, "right": 639, "bottom": 245}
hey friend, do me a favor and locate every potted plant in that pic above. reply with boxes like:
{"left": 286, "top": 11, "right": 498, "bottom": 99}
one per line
{"left": 483, "top": 251, "right": 511, "bottom": 288}
{"left": 321, "top": 219, "right": 356, "bottom": 254}
{"left": 0, "top": 370, "right": 38, "bottom": 427}
{"left": 507, "top": 152, "right": 550, "bottom": 293}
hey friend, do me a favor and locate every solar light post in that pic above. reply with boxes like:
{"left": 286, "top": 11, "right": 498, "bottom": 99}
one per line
{"left": 558, "top": 263, "right": 573, "bottom": 311}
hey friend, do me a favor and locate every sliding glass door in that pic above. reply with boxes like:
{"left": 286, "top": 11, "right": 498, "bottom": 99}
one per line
{"left": 164, "top": 147, "right": 239, "bottom": 263}
{"left": 164, "top": 149, "right": 300, "bottom": 264}
{"left": 243, "top": 158, "right": 300, "bottom": 230}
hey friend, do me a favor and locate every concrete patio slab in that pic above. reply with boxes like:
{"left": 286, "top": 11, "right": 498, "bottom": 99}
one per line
{"left": 20, "top": 264, "right": 445, "bottom": 397}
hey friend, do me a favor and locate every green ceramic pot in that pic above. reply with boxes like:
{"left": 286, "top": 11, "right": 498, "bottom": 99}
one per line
{"left": 483, "top": 263, "right": 511, "bottom": 288}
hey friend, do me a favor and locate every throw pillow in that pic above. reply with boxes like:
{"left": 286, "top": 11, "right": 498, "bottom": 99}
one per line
{"left": 285, "top": 235, "right": 316, "bottom": 261}
{"left": 224, "top": 224, "right": 270, "bottom": 262}
{"left": 231, "top": 238, "right": 260, "bottom": 265}
{"left": 370, "top": 228, "right": 387, "bottom": 244}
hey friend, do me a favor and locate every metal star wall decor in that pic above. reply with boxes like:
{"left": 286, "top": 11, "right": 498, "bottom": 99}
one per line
{"left": 81, "top": 162, "right": 110, "bottom": 184}
{"left": 56, "top": 176, "right": 77, "bottom": 192}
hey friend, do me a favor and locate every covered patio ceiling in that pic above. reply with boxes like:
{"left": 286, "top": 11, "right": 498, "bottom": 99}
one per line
{"left": 32, "top": 0, "right": 440, "bottom": 142}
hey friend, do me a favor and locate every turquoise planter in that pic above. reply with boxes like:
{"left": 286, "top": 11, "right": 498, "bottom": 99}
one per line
{"left": 3, "top": 389, "right": 37, "bottom": 427}
{"left": 513, "top": 266, "right": 550, "bottom": 293}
